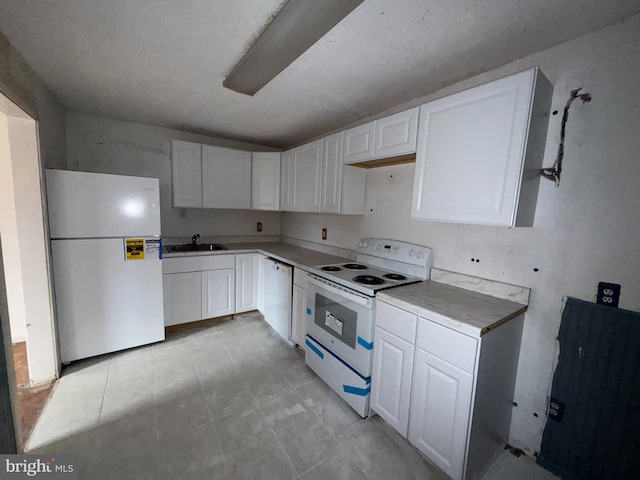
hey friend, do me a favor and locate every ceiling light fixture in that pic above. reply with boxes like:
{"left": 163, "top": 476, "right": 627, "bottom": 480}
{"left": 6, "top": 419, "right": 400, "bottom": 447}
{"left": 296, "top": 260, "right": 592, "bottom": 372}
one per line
{"left": 223, "top": 0, "right": 364, "bottom": 96}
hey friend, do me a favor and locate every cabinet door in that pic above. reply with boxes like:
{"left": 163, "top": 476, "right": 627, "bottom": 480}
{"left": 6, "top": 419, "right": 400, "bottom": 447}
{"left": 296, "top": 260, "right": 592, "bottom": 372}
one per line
{"left": 371, "top": 327, "right": 414, "bottom": 437}
{"left": 202, "top": 145, "right": 251, "bottom": 209}
{"left": 280, "top": 150, "right": 293, "bottom": 211}
{"left": 291, "top": 284, "right": 307, "bottom": 347}
{"left": 343, "top": 122, "right": 375, "bottom": 164}
{"left": 171, "top": 140, "right": 202, "bottom": 208}
{"left": 321, "top": 132, "right": 343, "bottom": 213}
{"left": 412, "top": 68, "right": 537, "bottom": 226}
{"left": 291, "top": 140, "right": 322, "bottom": 212}
{"left": 373, "top": 107, "right": 419, "bottom": 158}
{"left": 409, "top": 348, "right": 473, "bottom": 480}
{"left": 163, "top": 272, "right": 202, "bottom": 326}
{"left": 235, "top": 253, "right": 258, "bottom": 313}
{"left": 202, "top": 268, "right": 235, "bottom": 318}
{"left": 252, "top": 152, "right": 280, "bottom": 210}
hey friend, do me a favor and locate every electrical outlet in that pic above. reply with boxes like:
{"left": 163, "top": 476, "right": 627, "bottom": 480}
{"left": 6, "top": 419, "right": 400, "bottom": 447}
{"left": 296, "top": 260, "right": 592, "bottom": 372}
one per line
{"left": 597, "top": 282, "right": 620, "bottom": 307}
{"left": 322, "top": 228, "right": 327, "bottom": 240}
{"left": 548, "top": 397, "right": 565, "bottom": 422}
{"left": 256, "top": 222, "right": 262, "bottom": 232}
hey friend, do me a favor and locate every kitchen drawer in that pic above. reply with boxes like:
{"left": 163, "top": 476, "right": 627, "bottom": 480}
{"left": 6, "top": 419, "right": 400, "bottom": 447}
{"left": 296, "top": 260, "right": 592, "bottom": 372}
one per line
{"left": 416, "top": 317, "right": 477, "bottom": 374}
{"left": 293, "top": 267, "right": 309, "bottom": 288}
{"left": 375, "top": 301, "right": 417, "bottom": 343}
{"left": 162, "top": 254, "right": 235, "bottom": 274}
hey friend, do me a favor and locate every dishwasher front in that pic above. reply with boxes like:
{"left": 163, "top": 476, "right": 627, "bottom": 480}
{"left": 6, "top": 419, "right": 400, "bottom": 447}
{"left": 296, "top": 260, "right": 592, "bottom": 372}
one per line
{"left": 260, "top": 257, "right": 293, "bottom": 342}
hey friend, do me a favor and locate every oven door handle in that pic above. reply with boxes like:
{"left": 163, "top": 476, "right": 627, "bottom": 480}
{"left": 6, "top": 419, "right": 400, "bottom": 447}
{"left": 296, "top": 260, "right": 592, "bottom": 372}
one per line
{"left": 307, "top": 275, "right": 372, "bottom": 307}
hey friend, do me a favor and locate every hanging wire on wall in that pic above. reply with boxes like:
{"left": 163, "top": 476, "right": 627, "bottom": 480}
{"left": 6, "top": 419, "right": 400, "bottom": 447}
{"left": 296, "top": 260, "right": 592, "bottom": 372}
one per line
{"left": 541, "top": 88, "right": 592, "bottom": 187}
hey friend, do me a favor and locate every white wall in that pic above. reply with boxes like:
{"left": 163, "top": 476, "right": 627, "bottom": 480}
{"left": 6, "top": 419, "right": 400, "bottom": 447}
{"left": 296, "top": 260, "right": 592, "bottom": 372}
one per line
{"left": 65, "top": 112, "right": 282, "bottom": 238}
{"left": 0, "top": 113, "right": 26, "bottom": 343}
{"left": 0, "top": 27, "right": 64, "bottom": 384}
{"left": 282, "top": 15, "right": 640, "bottom": 454}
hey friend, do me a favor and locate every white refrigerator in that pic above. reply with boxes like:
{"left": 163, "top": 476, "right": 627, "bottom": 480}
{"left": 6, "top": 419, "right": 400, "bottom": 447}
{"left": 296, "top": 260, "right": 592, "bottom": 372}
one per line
{"left": 46, "top": 169, "right": 165, "bottom": 363}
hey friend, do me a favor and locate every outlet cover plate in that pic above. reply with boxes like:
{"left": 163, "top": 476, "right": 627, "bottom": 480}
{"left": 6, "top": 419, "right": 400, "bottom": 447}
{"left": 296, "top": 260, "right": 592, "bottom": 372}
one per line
{"left": 597, "top": 282, "right": 620, "bottom": 307}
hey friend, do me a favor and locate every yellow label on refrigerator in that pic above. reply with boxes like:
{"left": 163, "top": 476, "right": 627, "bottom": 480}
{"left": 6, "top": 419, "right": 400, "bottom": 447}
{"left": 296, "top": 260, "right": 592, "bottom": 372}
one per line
{"left": 125, "top": 238, "right": 145, "bottom": 260}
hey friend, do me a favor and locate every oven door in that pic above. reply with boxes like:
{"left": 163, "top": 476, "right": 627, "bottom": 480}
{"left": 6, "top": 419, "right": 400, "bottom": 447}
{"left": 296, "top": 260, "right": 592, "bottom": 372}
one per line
{"left": 306, "top": 277, "right": 374, "bottom": 377}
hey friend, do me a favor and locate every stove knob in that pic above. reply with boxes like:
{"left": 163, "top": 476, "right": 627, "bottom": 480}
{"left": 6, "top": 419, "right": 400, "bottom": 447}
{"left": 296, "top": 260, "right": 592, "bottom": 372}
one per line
{"left": 358, "top": 241, "right": 363, "bottom": 248}
{"left": 409, "top": 249, "right": 415, "bottom": 257}
{"left": 362, "top": 241, "right": 369, "bottom": 248}
{"left": 416, "top": 250, "right": 424, "bottom": 259}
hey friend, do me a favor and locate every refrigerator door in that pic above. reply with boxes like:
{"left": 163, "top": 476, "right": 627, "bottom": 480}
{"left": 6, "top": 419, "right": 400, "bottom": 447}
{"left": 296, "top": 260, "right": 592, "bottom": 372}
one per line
{"left": 46, "top": 169, "right": 161, "bottom": 238}
{"left": 52, "top": 238, "right": 164, "bottom": 363}
{"left": 261, "top": 258, "right": 292, "bottom": 342}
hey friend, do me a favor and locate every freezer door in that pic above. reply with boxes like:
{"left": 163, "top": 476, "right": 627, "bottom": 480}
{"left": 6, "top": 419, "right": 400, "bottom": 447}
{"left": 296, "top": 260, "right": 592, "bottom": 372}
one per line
{"left": 52, "top": 238, "right": 164, "bottom": 363}
{"left": 46, "top": 169, "right": 161, "bottom": 238}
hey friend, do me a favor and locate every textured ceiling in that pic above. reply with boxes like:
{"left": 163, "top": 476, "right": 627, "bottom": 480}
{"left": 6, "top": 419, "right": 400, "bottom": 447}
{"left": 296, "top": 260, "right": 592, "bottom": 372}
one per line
{"left": 0, "top": 1, "right": 638, "bottom": 149}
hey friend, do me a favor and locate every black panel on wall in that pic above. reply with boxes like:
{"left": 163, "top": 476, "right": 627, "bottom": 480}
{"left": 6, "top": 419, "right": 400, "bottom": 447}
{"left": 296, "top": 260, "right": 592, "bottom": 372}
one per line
{"left": 537, "top": 297, "right": 640, "bottom": 480}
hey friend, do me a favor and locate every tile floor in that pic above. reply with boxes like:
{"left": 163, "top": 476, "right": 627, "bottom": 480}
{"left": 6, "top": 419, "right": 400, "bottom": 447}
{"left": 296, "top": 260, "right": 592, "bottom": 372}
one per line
{"left": 28, "top": 312, "right": 557, "bottom": 480}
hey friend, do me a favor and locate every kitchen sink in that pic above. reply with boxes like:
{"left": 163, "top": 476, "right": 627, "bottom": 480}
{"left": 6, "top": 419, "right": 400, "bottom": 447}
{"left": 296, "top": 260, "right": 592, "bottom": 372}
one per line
{"left": 169, "top": 244, "right": 228, "bottom": 252}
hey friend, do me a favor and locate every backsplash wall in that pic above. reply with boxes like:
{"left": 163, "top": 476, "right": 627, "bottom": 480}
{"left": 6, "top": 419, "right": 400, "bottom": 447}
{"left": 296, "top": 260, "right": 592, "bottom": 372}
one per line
{"left": 282, "top": 14, "right": 640, "bottom": 455}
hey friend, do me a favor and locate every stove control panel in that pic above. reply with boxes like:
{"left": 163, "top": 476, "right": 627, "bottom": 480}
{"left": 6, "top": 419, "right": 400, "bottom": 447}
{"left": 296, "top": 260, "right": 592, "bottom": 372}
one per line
{"left": 357, "top": 238, "right": 431, "bottom": 266}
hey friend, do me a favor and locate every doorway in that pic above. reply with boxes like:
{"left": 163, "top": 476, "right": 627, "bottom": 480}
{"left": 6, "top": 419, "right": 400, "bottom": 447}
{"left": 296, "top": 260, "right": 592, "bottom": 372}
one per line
{"left": 0, "top": 91, "right": 58, "bottom": 450}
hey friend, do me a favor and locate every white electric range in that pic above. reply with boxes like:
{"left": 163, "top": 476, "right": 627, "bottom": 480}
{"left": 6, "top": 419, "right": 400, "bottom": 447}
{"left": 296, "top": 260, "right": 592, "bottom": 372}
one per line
{"left": 304, "top": 238, "right": 433, "bottom": 417}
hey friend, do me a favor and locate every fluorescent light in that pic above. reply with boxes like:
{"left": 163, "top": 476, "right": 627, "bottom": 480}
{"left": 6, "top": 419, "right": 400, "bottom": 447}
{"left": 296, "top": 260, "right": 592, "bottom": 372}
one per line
{"left": 223, "top": 0, "right": 364, "bottom": 96}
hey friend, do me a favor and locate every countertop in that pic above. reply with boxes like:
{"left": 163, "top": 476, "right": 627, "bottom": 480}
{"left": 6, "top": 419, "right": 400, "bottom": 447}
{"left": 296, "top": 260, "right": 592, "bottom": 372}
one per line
{"left": 163, "top": 242, "right": 350, "bottom": 270}
{"left": 377, "top": 280, "right": 527, "bottom": 338}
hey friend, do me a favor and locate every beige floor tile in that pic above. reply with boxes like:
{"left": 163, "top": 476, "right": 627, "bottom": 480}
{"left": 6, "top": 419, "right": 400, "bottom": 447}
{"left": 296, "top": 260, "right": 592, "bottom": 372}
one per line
{"left": 157, "top": 422, "right": 224, "bottom": 480}
{"left": 213, "top": 403, "right": 272, "bottom": 457}
{"left": 299, "top": 449, "right": 367, "bottom": 480}
{"left": 275, "top": 415, "right": 339, "bottom": 475}
{"left": 258, "top": 388, "right": 315, "bottom": 432}
{"left": 155, "top": 390, "right": 211, "bottom": 442}
{"left": 224, "top": 434, "right": 295, "bottom": 480}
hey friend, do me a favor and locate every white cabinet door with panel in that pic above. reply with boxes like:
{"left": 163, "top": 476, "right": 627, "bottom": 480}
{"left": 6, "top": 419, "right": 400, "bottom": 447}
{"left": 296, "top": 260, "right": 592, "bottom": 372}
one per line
{"left": 280, "top": 150, "right": 293, "bottom": 212}
{"left": 291, "top": 267, "right": 309, "bottom": 347}
{"left": 343, "top": 122, "right": 375, "bottom": 164}
{"left": 171, "top": 140, "right": 202, "bottom": 208}
{"left": 412, "top": 67, "right": 552, "bottom": 226}
{"left": 291, "top": 140, "right": 322, "bottom": 212}
{"left": 291, "top": 284, "right": 307, "bottom": 347}
{"left": 202, "top": 268, "right": 235, "bottom": 318}
{"left": 235, "top": 253, "right": 258, "bottom": 313}
{"left": 409, "top": 348, "right": 473, "bottom": 480}
{"left": 252, "top": 152, "right": 280, "bottom": 210}
{"left": 202, "top": 145, "right": 251, "bottom": 209}
{"left": 162, "top": 272, "right": 202, "bottom": 326}
{"left": 373, "top": 107, "right": 419, "bottom": 159}
{"left": 321, "top": 132, "right": 343, "bottom": 213}
{"left": 371, "top": 327, "right": 415, "bottom": 437}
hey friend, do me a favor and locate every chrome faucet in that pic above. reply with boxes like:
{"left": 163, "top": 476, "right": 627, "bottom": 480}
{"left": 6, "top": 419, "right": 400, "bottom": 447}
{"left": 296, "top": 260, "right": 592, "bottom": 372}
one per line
{"left": 191, "top": 233, "right": 200, "bottom": 246}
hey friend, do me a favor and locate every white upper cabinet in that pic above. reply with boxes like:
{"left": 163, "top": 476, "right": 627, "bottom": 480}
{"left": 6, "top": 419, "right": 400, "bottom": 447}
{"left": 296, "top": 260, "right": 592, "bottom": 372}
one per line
{"left": 202, "top": 145, "right": 252, "bottom": 209}
{"left": 373, "top": 107, "right": 419, "bottom": 159}
{"left": 171, "top": 140, "right": 203, "bottom": 208}
{"left": 251, "top": 152, "right": 280, "bottom": 211}
{"left": 321, "top": 132, "right": 343, "bottom": 213}
{"left": 343, "top": 121, "right": 375, "bottom": 164}
{"left": 291, "top": 140, "right": 323, "bottom": 212}
{"left": 280, "top": 150, "right": 293, "bottom": 212}
{"left": 411, "top": 67, "right": 553, "bottom": 227}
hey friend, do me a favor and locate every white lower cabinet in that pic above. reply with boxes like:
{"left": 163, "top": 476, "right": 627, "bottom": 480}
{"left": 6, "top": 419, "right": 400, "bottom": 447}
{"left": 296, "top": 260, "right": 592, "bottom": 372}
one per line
{"left": 162, "top": 254, "right": 236, "bottom": 326}
{"left": 162, "top": 272, "right": 202, "bottom": 327}
{"left": 290, "top": 267, "right": 308, "bottom": 347}
{"left": 202, "top": 268, "right": 235, "bottom": 318}
{"left": 370, "top": 327, "right": 414, "bottom": 437}
{"left": 235, "top": 253, "right": 258, "bottom": 313}
{"left": 409, "top": 349, "right": 473, "bottom": 480}
{"left": 372, "top": 299, "right": 523, "bottom": 480}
